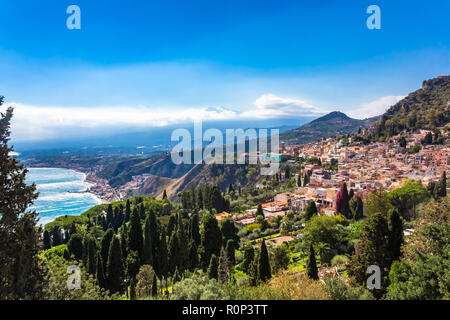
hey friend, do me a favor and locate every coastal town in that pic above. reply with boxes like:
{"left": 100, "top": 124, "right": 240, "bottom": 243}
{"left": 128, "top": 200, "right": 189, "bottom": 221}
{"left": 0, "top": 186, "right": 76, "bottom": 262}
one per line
{"left": 226, "top": 127, "right": 450, "bottom": 227}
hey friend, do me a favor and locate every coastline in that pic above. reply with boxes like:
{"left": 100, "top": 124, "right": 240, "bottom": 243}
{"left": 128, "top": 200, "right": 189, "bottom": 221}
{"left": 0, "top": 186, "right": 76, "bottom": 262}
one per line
{"left": 27, "top": 167, "right": 108, "bottom": 226}
{"left": 26, "top": 165, "right": 116, "bottom": 204}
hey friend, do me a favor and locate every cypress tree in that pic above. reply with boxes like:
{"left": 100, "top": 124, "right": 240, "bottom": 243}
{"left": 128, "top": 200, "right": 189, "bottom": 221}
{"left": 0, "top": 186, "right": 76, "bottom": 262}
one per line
{"left": 354, "top": 196, "right": 364, "bottom": 220}
{"left": 86, "top": 236, "right": 97, "bottom": 275}
{"left": 218, "top": 247, "right": 231, "bottom": 283}
{"left": 128, "top": 206, "right": 143, "bottom": 260}
{"left": 387, "top": 209, "right": 403, "bottom": 263}
{"left": 106, "top": 204, "right": 113, "bottom": 228}
{"left": 162, "top": 189, "right": 168, "bottom": 200}
{"left": 305, "top": 201, "right": 318, "bottom": 220}
{"left": 0, "top": 107, "right": 44, "bottom": 300}
{"left": 349, "top": 188, "right": 354, "bottom": 199}
{"left": 129, "top": 278, "right": 136, "bottom": 300}
{"left": 125, "top": 199, "right": 131, "bottom": 223}
{"left": 158, "top": 227, "right": 169, "bottom": 291}
{"left": 168, "top": 231, "right": 180, "bottom": 275}
{"left": 67, "top": 233, "right": 83, "bottom": 260}
{"left": 101, "top": 228, "right": 114, "bottom": 271}
{"left": 307, "top": 244, "right": 318, "bottom": 280}
{"left": 106, "top": 236, "right": 124, "bottom": 294}
{"left": 258, "top": 240, "right": 271, "bottom": 282}
{"left": 189, "top": 212, "right": 201, "bottom": 246}
{"left": 43, "top": 230, "right": 51, "bottom": 250}
{"left": 96, "top": 252, "right": 106, "bottom": 288}
{"left": 63, "top": 247, "right": 70, "bottom": 260}
{"left": 126, "top": 250, "right": 140, "bottom": 281}
{"left": 120, "top": 224, "right": 128, "bottom": 260}
{"left": 177, "top": 214, "right": 189, "bottom": 271}
{"left": 148, "top": 209, "right": 160, "bottom": 271}
{"left": 297, "top": 174, "right": 302, "bottom": 187}
{"left": 225, "top": 239, "right": 236, "bottom": 266}
{"left": 151, "top": 273, "right": 158, "bottom": 297}
{"left": 51, "top": 227, "right": 62, "bottom": 246}
{"left": 187, "top": 240, "right": 198, "bottom": 271}
{"left": 139, "top": 203, "right": 146, "bottom": 220}
{"left": 303, "top": 173, "right": 309, "bottom": 186}
{"left": 256, "top": 204, "right": 264, "bottom": 219}
{"left": 242, "top": 244, "right": 255, "bottom": 272}
{"left": 167, "top": 214, "right": 177, "bottom": 238}
{"left": 200, "top": 213, "right": 222, "bottom": 271}
{"left": 207, "top": 254, "right": 219, "bottom": 280}
{"left": 172, "top": 267, "right": 181, "bottom": 284}
{"left": 142, "top": 217, "right": 153, "bottom": 266}
{"left": 437, "top": 171, "right": 447, "bottom": 198}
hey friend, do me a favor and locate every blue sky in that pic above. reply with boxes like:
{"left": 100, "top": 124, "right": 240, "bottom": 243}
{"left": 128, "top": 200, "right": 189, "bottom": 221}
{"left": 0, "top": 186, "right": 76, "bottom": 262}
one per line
{"left": 0, "top": 0, "right": 449, "bottom": 141}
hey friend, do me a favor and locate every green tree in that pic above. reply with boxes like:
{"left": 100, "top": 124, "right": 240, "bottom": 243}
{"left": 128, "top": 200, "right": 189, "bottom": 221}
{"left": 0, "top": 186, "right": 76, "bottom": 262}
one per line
{"left": 67, "top": 233, "right": 83, "bottom": 261}
{"left": 256, "top": 204, "right": 264, "bottom": 219}
{"left": 218, "top": 247, "right": 231, "bottom": 283}
{"left": 142, "top": 216, "right": 153, "bottom": 266}
{"left": 242, "top": 244, "right": 255, "bottom": 272}
{"left": 437, "top": 171, "right": 447, "bottom": 198}
{"left": 387, "top": 179, "right": 428, "bottom": 219}
{"left": 200, "top": 213, "right": 222, "bottom": 271}
{"left": 189, "top": 212, "right": 201, "bottom": 246}
{"left": 272, "top": 245, "right": 290, "bottom": 274}
{"left": 43, "top": 230, "right": 51, "bottom": 250}
{"left": 225, "top": 239, "right": 236, "bottom": 266}
{"left": 188, "top": 240, "right": 199, "bottom": 271}
{"left": 207, "top": 254, "right": 219, "bottom": 280}
{"left": 0, "top": 105, "right": 43, "bottom": 299}
{"left": 128, "top": 207, "right": 143, "bottom": 260}
{"left": 305, "top": 201, "right": 318, "bottom": 221}
{"left": 258, "top": 240, "right": 271, "bottom": 282}
{"left": 100, "top": 228, "right": 114, "bottom": 271}
{"left": 348, "top": 212, "right": 390, "bottom": 298}
{"left": 220, "top": 217, "right": 239, "bottom": 247}
{"left": 387, "top": 209, "right": 403, "bottom": 263}
{"left": 152, "top": 273, "right": 158, "bottom": 297}
{"left": 125, "top": 199, "right": 131, "bottom": 223}
{"left": 126, "top": 250, "right": 140, "bottom": 281}
{"left": 96, "top": 252, "right": 106, "bottom": 288}
{"left": 350, "top": 196, "right": 364, "bottom": 220}
{"left": 86, "top": 235, "right": 97, "bottom": 275}
{"left": 106, "top": 236, "right": 124, "bottom": 294}
{"left": 158, "top": 227, "right": 169, "bottom": 292}
{"left": 307, "top": 244, "right": 319, "bottom": 280}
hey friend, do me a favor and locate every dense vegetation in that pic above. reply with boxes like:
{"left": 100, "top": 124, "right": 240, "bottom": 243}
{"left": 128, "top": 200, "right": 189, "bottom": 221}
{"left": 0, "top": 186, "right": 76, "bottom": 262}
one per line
{"left": 280, "top": 111, "right": 377, "bottom": 145}
{"left": 363, "top": 76, "right": 450, "bottom": 141}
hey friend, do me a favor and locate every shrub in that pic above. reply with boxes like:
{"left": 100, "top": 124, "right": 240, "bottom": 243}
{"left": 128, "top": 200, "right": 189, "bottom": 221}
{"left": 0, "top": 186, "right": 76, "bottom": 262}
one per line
{"left": 331, "top": 255, "right": 349, "bottom": 267}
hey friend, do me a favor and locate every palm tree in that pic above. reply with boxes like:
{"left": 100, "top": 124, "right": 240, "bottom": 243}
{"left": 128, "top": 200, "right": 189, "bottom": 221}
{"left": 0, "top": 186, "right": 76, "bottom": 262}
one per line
{"left": 315, "top": 242, "right": 330, "bottom": 266}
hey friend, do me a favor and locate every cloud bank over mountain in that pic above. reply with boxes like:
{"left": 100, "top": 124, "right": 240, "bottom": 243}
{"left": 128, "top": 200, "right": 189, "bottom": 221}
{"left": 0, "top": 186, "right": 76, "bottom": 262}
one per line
{"left": 4, "top": 93, "right": 403, "bottom": 142}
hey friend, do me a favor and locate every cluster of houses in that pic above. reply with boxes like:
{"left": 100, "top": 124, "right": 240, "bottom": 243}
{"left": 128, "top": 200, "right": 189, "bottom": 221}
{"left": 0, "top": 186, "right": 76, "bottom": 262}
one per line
{"left": 227, "top": 128, "right": 450, "bottom": 226}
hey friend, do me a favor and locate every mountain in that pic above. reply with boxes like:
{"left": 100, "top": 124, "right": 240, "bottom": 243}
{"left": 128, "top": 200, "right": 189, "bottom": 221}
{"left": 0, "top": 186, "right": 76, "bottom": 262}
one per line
{"left": 370, "top": 75, "right": 450, "bottom": 139}
{"left": 279, "top": 111, "right": 377, "bottom": 145}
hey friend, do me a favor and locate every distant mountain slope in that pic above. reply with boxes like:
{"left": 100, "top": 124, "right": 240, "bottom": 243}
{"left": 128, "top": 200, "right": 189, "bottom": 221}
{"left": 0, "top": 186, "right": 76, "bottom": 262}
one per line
{"left": 370, "top": 76, "right": 450, "bottom": 139}
{"left": 280, "top": 111, "right": 377, "bottom": 145}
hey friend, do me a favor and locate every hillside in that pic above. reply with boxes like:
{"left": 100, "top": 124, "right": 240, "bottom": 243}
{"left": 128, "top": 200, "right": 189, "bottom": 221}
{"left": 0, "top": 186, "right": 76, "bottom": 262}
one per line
{"left": 370, "top": 75, "right": 450, "bottom": 139}
{"left": 279, "top": 111, "right": 377, "bottom": 145}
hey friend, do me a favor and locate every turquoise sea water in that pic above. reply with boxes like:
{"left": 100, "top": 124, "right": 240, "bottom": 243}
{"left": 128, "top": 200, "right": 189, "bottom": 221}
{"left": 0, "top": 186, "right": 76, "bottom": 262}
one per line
{"left": 26, "top": 168, "right": 101, "bottom": 227}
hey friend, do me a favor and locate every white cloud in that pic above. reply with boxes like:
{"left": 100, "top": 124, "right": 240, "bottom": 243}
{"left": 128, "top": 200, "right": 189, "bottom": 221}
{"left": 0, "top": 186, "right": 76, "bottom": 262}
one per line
{"left": 4, "top": 94, "right": 326, "bottom": 141}
{"left": 242, "top": 94, "right": 327, "bottom": 119}
{"left": 5, "top": 103, "right": 239, "bottom": 141}
{"left": 348, "top": 95, "right": 405, "bottom": 119}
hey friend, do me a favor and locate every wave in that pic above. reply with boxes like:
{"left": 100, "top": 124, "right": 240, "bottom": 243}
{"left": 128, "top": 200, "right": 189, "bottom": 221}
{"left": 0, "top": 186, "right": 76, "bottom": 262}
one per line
{"left": 27, "top": 167, "right": 102, "bottom": 226}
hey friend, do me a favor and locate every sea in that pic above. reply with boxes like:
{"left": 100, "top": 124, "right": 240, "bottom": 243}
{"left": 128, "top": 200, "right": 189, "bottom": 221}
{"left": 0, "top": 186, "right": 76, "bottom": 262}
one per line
{"left": 26, "top": 168, "right": 102, "bottom": 227}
